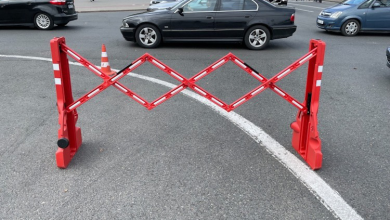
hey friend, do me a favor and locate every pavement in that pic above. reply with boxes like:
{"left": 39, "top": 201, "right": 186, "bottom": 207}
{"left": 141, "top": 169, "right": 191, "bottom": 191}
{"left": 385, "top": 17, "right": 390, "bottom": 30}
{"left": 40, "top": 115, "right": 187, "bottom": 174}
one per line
{"left": 75, "top": 0, "right": 150, "bottom": 12}
{"left": 74, "top": 0, "right": 343, "bottom": 12}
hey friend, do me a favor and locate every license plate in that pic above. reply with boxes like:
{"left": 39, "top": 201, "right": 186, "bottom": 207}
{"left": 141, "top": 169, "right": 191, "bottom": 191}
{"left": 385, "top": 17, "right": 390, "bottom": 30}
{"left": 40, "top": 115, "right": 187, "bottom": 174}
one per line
{"left": 317, "top": 19, "right": 324, "bottom": 24}
{"left": 68, "top": 4, "right": 74, "bottom": 9}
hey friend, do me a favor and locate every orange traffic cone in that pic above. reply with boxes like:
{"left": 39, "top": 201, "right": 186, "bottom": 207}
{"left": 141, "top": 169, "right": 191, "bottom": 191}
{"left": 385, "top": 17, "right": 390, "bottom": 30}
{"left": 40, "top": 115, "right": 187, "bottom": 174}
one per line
{"left": 100, "top": 44, "right": 116, "bottom": 76}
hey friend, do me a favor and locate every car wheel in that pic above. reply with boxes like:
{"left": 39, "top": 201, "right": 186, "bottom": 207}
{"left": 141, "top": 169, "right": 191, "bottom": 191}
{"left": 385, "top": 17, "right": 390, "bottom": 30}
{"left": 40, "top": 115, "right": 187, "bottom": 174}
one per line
{"left": 135, "top": 24, "right": 161, "bottom": 48}
{"left": 244, "top": 25, "right": 270, "bottom": 50}
{"left": 34, "top": 13, "right": 54, "bottom": 30}
{"left": 57, "top": 22, "right": 69, "bottom": 27}
{"left": 341, "top": 19, "right": 360, "bottom": 36}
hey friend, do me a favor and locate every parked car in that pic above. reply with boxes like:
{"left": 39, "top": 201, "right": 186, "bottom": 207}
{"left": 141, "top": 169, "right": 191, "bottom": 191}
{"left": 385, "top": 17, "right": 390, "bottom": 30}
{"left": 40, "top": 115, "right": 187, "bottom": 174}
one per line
{"left": 120, "top": 0, "right": 296, "bottom": 50}
{"left": 316, "top": 0, "right": 390, "bottom": 36}
{"left": 387, "top": 47, "right": 390, "bottom": 68}
{"left": 0, "top": 0, "right": 77, "bottom": 30}
{"left": 147, "top": 0, "right": 183, "bottom": 11}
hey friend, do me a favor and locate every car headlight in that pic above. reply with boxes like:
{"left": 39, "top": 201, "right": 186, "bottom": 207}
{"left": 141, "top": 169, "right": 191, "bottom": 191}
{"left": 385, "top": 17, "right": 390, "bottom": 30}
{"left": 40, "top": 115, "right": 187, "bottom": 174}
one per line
{"left": 330, "top": 11, "right": 342, "bottom": 18}
{"left": 122, "top": 20, "right": 129, "bottom": 28}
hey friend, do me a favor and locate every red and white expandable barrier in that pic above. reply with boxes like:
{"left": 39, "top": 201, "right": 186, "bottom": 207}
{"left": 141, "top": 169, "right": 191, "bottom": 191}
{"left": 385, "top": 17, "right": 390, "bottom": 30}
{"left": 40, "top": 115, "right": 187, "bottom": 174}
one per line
{"left": 50, "top": 37, "right": 326, "bottom": 170}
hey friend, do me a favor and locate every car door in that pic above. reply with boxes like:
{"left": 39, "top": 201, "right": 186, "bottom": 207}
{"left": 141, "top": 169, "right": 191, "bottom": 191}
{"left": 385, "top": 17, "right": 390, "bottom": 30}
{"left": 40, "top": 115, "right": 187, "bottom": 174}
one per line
{"left": 214, "top": 0, "right": 258, "bottom": 38}
{"left": 364, "top": 0, "right": 390, "bottom": 29}
{"left": 0, "top": 0, "right": 10, "bottom": 24}
{"left": 169, "top": 0, "right": 216, "bottom": 39}
{"left": 6, "top": 0, "right": 36, "bottom": 24}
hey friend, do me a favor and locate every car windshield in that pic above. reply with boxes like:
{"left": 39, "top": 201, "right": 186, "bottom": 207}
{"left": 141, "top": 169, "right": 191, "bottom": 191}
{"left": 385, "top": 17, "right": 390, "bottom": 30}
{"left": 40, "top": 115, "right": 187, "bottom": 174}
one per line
{"left": 340, "top": 0, "right": 367, "bottom": 5}
{"left": 168, "top": 0, "right": 185, "bottom": 9}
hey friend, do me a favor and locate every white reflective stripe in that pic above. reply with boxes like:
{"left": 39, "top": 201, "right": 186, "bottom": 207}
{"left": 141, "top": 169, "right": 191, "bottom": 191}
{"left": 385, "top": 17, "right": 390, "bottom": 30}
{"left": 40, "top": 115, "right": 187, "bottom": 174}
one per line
{"left": 101, "top": 52, "right": 108, "bottom": 57}
{"left": 111, "top": 73, "right": 123, "bottom": 81}
{"left": 54, "top": 78, "right": 61, "bottom": 85}
{"left": 89, "top": 65, "right": 102, "bottom": 75}
{"left": 194, "top": 71, "right": 208, "bottom": 81}
{"left": 171, "top": 86, "right": 183, "bottom": 95}
{"left": 53, "top": 64, "right": 60, "bottom": 71}
{"left": 252, "top": 71, "right": 263, "bottom": 81}
{"left": 316, "top": 80, "right": 321, "bottom": 87}
{"left": 130, "top": 60, "right": 142, "bottom": 69}
{"left": 233, "top": 98, "right": 246, "bottom": 107}
{"left": 274, "top": 87, "right": 285, "bottom": 96}
{"left": 234, "top": 59, "right": 247, "bottom": 69}
{"left": 67, "top": 50, "right": 80, "bottom": 60}
{"left": 88, "top": 88, "right": 100, "bottom": 97}
{"left": 251, "top": 86, "right": 264, "bottom": 96}
{"left": 211, "top": 97, "right": 223, "bottom": 106}
{"left": 152, "top": 59, "right": 166, "bottom": 69}
{"left": 299, "top": 53, "right": 313, "bottom": 64}
{"left": 212, "top": 60, "right": 225, "bottom": 69}
{"left": 69, "top": 101, "right": 80, "bottom": 110}
{"left": 154, "top": 96, "right": 167, "bottom": 105}
{"left": 194, "top": 86, "right": 207, "bottom": 96}
{"left": 170, "top": 71, "right": 183, "bottom": 81}
{"left": 292, "top": 100, "right": 303, "bottom": 109}
{"left": 114, "top": 83, "right": 127, "bottom": 92}
{"left": 318, "top": 65, "right": 323, "bottom": 72}
{"left": 101, "top": 62, "right": 109, "bottom": 67}
{"left": 277, "top": 69, "right": 291, "bottom": 79}
{"left": 133, "top": 95, "right": 145, "bottom": 104}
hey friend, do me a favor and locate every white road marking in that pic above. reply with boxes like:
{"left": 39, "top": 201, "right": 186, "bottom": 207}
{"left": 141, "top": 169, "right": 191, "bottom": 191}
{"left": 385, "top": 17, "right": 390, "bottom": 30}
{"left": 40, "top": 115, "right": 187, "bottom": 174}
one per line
{"left": 295, "top": 8, "right": 314, "bottom": 12}
{"left": 289, "top": 2, "right": 329, "bottom": 9}
{"left": 0, "top": 54, "right": 363, "bottom": 220}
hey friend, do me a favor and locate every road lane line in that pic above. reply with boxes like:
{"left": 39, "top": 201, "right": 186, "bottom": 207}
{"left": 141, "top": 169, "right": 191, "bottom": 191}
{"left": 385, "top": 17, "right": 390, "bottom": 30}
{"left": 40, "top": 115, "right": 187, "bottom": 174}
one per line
{"left": 0, "top": 54, "right": 363, "bottom": 220}
{"left": 288, "top": 2, "right": 329, "bottom": 9}
{"left": 295, "top": 8, "right": 314, "bottom": 12}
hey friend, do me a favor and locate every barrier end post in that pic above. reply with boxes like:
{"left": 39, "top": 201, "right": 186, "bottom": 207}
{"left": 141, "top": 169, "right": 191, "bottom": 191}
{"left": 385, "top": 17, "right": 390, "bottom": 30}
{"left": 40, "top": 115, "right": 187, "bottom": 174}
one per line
{"left": 291, "top": 39, "right": 325, "bottom": 170}
{"left": 51, "top": 37, "right": 83, "bottom": 169}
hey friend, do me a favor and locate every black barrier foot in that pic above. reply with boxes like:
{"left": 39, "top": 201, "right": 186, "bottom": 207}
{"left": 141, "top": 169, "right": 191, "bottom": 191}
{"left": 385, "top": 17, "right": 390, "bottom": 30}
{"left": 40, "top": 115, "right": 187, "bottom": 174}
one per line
{"left": 57, "top": 138, "right": 69, "bottom": 149}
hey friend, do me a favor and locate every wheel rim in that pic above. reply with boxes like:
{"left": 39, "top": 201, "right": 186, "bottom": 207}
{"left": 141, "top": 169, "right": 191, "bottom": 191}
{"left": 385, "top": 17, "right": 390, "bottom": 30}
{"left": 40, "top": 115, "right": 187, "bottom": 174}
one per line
{"left": 248, "top": 29, "right": 267, "bottom": 48}
{"left": 36, "top": 14, "right": 50, "bottom": 29}
{"left": 139, "top": 27, "right": 157, "bottom": 46}
{"left": 345, "top": 22, "right": 358, "bottom": 35}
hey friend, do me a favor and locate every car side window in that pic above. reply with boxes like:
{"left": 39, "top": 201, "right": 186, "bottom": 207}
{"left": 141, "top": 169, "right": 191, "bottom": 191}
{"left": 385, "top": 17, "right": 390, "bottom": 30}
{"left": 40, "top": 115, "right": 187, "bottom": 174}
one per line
{"left": 183, "top": 0, "right": 217, "bottom": 11}
{"left": 243, "top": 0, "right": 257, "bottom": 10}
{"left": 376, "top": 0, "right": 390, "bottom": 7}
{"left": 220, "top": 0, "right": 245, "bottom": 10}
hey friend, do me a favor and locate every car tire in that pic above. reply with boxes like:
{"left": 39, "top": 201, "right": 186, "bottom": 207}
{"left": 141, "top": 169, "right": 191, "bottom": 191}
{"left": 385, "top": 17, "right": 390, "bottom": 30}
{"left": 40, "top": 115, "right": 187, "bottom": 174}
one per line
{"left": 135, "top": 24, "right": 162, "bottom": 48}
{"left": 57, "top": 22, "right": 69, "bottom": 27}
{"left": 34, "top": 13, "right": 54, "bottom": 30}
{"left": 244, "top": 25, "right": 270, "bottom": 50}
{"left": 341, "top": 19, "right": 360, "bottom": 36}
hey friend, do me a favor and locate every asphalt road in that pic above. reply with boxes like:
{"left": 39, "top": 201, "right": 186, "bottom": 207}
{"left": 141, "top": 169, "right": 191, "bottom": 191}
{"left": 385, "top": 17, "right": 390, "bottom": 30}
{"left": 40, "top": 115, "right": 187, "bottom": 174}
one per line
{"left": 1, "top": 2, "right": 390, "bottom": 219}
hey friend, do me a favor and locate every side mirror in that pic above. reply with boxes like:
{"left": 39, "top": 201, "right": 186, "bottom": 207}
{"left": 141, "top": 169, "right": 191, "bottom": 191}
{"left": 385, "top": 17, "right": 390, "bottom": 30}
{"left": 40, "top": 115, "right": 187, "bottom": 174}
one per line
{"left": 372, "top": 2, "right": 381, "bottom": 7}
{"left": 178, "top": 7, "right": 184, "bottom": 15}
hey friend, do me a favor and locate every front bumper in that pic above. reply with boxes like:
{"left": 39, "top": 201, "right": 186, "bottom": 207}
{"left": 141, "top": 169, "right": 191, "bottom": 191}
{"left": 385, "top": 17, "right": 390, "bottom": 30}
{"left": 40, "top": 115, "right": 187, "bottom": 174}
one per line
{"left": 120, "top": 26, "right": 136, "bottom": 41}
{"left": 316, "top": 16, "right": 341, "bottom": 31}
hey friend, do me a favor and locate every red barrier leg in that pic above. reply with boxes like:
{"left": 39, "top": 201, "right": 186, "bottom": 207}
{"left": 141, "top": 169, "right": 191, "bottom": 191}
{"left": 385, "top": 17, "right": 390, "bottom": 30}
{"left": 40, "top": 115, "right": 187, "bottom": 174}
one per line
{"left": 50, "top": 37, "right": 82, "bottom": 168}
{"left": 291, "top": 39, "right": 326, "bottom": 170}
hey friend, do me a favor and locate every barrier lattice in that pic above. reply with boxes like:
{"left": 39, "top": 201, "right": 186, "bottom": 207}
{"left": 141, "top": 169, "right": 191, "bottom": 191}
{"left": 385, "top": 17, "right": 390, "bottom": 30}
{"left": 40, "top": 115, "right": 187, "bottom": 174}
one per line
{"left": 50, "top": 37, "right": 326, "bottom": 170}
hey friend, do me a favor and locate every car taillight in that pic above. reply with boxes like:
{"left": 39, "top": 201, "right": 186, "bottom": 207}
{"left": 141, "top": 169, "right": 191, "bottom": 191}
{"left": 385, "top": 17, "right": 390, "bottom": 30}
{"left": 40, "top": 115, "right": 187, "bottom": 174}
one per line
{"left": 50, "top": 0, "right": 66, "bottom": 5}
{"left": 290, "top": 13, "right": 295, "bottom": 22}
